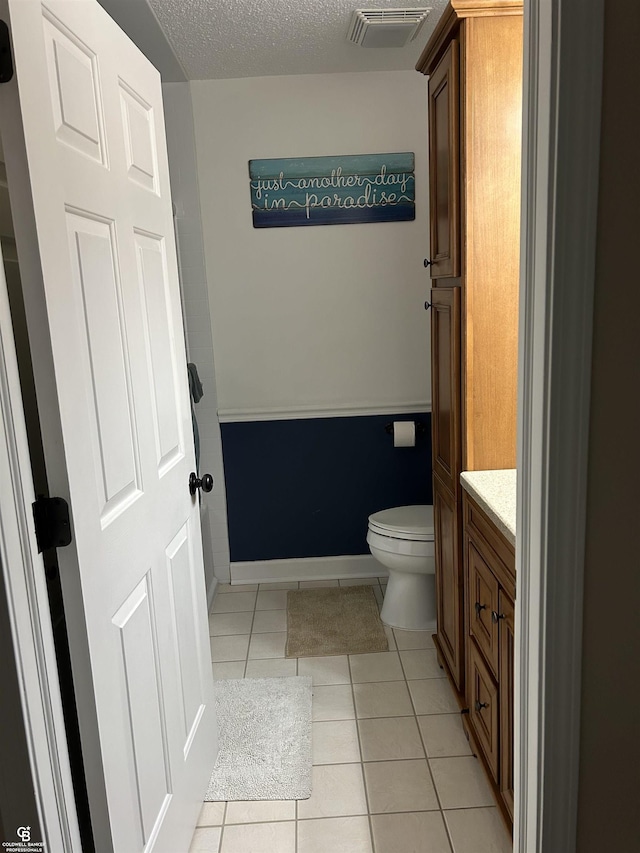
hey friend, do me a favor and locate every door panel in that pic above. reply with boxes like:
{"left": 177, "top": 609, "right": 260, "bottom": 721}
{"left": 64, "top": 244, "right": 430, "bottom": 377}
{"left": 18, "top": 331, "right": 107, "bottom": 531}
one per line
{"left": 433, "top": 473, "right": 463, "bottom": 692}
{"left": 66, "top": 210, "right": 143, "bottom": 519}
{"left": 112, "top": 575, "right": 171, "bottom": 847}
{"left": 431, "top": 287, "right": 462, "bottom": 495}
{"left": 0, "top": 1, "right": 216, "bottom": 850}
{"left": 166, "top": 521, "right": 207, "bottom": 748}
{"left": 119, "top": 81, "right": 159, "bottom": 194}
{"left": 134, "top": 230, "right": 183, "bottom": 473}
{"left": 428, "top": 40, "right": 460, "bottom": 279}
{"left": 42, "top": 8, "right": 107, "bottom": 165}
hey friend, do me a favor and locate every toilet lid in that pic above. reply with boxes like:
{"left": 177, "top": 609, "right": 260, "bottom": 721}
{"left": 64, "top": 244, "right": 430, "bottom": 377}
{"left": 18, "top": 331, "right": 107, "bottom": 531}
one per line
{"left": 368, "top": 505, "right": 434, "bottom": 541}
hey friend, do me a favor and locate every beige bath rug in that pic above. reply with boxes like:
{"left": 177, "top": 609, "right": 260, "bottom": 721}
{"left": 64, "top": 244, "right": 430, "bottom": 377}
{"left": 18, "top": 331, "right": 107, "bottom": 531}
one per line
{"left": 286, "top": 585, "right": 389, "bottom": 658}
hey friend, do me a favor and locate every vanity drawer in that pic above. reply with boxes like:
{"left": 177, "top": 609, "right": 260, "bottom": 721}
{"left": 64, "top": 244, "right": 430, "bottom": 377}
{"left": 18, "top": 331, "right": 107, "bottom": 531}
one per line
{"left": 465, "top": 495, "right": 515, "bottom": 589}
{"left": 468, "top": 638, "right": 499, "bottom": 782}
{"left": 467, "top": 540, "right": 500, "bottom": 677}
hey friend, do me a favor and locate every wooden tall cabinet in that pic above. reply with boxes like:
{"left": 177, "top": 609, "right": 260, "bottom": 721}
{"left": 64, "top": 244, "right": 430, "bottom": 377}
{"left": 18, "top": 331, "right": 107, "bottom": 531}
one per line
{"left": 417, "top": 2, "right": 523, "bottom": 692}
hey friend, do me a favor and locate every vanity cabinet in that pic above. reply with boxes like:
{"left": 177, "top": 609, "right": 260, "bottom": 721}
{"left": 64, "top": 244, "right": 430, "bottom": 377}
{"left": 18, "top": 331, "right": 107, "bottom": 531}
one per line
{"left": 463, "top": 491, "right": 516, "bottom": 824}
{"left": 417, "top": 1, "right": 522, "bottom": 706}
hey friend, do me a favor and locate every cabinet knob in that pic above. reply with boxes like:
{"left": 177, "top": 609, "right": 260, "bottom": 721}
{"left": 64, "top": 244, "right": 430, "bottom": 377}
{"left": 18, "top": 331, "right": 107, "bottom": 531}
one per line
{"left": 474, "top": 602, "right": 486, "bottom": 616}
{"left": 475, "top": 700, "right": 489, "bottom": 711}
{"left": 491, "top": 611, "right": 506, "bottom": 623}
{"left": 423, "top": 258, "right": 432, "bottom": 267}
{"left": 424, "top": 300, "right": 431, "bottom": 311}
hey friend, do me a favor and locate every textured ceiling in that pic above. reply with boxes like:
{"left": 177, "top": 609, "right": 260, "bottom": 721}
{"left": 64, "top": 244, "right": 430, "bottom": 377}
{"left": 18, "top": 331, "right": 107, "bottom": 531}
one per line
{"left": 146, "top": 0, "right": 450, "bottom": 80}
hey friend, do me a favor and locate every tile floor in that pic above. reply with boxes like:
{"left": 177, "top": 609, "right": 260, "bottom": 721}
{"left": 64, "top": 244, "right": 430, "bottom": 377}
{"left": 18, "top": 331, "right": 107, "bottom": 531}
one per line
{"left": 191, "top": 577, "right": 512, "bottom": 853}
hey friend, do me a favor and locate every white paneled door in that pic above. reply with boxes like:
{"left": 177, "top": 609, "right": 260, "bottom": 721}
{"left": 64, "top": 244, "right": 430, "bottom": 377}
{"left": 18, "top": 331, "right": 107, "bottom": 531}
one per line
{"left": 0, "top": 1, "right": 216, "bottom": 851}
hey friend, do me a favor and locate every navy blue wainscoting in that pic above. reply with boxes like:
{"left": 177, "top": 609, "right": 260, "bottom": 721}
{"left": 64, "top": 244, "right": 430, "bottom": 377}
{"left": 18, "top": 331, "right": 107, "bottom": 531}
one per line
{"left": 220, "top": 413, "right": 432, "bottom": 563}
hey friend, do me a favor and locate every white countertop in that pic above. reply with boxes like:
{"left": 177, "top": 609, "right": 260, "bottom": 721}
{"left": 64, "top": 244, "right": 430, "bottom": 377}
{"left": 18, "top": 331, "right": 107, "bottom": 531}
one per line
{"left": 460, "top": 469, "right": 517, "bottom": 546}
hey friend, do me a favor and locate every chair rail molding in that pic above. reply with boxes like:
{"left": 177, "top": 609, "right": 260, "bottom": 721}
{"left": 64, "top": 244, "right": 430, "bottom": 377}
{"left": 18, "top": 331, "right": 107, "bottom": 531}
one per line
{"left": 516, "top": 1, "right": 604, "bottom": 852}
{"left": 218, "top": 400, "right": 432, "bottom": 423}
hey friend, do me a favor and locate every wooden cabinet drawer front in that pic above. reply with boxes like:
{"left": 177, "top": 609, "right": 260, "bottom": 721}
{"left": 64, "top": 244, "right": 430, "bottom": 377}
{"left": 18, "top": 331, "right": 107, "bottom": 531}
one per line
{"left": 469, "top": 639, "right": 499, "bottom": 782}
{"left": 465, "top": 495, "right": 515, "bottom": 589}
{"left": 468, "top": 541, "right": 500, "bottom": 677}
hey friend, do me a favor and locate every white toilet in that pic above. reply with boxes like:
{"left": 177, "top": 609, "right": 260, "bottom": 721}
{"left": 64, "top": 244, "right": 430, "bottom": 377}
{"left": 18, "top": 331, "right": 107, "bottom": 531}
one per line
{"left": 366, "top": 505, "right": 436, "bottom": 632}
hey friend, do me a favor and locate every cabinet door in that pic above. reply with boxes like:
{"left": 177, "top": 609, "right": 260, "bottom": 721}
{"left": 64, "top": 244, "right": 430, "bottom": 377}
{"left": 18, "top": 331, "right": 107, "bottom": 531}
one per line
{"left": 468, "top": 638, "right": 499, "bottom": 782}
{"left": 433, "top": 474, "right": 464, "bottom": 692}
{"left": 428, "top": 39, "right": 460, "bottom": 279}
{"left": 499, "top": 591, "right": 515, "bottom": 820}
{"left": 431, "top": 288, "right": 462, "bottom": 496}
{"left": 467, "top": 540, "right": 500, "bottom": 678}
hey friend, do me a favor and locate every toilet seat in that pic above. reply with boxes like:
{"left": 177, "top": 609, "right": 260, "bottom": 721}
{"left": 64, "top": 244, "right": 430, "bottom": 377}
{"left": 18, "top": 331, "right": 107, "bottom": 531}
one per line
{"left": 368, "top": 505, "right": 434, "bottom": 542}
{"left": 367, "top": 528, "right": 432, "bottom": 557}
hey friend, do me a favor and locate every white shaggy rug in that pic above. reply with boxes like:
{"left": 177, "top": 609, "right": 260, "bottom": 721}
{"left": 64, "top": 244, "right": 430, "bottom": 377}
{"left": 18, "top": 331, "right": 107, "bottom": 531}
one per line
{"left": 205, "top": 676, "right": 312, "bottom": 801}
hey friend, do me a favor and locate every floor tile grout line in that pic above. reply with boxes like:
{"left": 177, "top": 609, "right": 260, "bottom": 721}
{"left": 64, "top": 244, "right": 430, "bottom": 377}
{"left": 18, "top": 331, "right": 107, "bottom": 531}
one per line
{"left": 346, "top": 651, "right": 377, "bottom": 853}
{"left": 412, "top": 669, "right": 458, "bottom": 853}
{"left": 216, "top": 801, "right": 228, "bottom": 852}
{"left": 241, "top": 593, "right": 259, "bottom": 680}
{"left": 212, "top": 804, "right": 497, "bottom": 830}
{"left": 396, "top": 629, "right": 457, "bottom": 852}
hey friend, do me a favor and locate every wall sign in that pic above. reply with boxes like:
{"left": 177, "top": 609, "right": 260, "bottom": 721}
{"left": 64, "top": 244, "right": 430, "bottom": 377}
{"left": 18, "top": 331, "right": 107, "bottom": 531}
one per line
{"left": 249, "top": 152, "right": 415, "bottom": 228}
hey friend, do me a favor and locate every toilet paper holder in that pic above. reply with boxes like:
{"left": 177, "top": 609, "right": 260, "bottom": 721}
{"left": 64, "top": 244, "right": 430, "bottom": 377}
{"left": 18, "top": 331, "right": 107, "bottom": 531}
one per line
{"left": 384, "top": 421, "right": 426, "bottom": 437}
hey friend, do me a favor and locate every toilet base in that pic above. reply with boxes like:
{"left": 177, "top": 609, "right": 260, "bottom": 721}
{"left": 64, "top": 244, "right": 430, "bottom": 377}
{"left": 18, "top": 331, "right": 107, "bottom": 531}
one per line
{"left": 380, "top": 570, "right": 437, "bottom": 632}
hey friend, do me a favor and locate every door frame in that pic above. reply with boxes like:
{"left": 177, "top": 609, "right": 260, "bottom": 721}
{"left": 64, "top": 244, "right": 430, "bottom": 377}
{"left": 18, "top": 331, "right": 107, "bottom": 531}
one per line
{"left": 515, "top": 0, "right": 604, "bottom": 851}
{"left": 0, "top": 243, "right": 82, "bottom": 850}
{"left": 0, "top": 0, "right": 606, "bottom": 849}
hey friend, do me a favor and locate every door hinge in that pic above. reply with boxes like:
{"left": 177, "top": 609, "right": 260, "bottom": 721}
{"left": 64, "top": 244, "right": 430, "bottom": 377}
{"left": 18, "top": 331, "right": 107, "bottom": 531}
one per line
{"left": 32, "top": 496, "right": 72, "bottom": 553}
{"left": 0, "top": 21, "right": 13, "bottom": 84}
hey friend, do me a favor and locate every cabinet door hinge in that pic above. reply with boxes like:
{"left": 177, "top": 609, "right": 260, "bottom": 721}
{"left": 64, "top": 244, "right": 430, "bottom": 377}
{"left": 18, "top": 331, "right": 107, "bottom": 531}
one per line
{"left": 0, "top": 21, "right": 13, "bottom": 84}
{"left": 32, "top": 496, "right": 72, "bottom": 553}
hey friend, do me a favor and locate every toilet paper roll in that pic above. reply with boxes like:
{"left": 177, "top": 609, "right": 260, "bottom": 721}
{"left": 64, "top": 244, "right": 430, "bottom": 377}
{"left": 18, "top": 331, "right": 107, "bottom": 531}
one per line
{"left": 393, "top": 421, "right": 416, "bottom": 448}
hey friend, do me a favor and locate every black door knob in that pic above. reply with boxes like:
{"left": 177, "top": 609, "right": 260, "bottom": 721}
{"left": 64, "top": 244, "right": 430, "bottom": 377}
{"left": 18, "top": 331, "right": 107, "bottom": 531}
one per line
{"left": 189, "top": 472, "right": 214, "bottom": 496}
{"left": 423, "top": 258, "right": 432, "bottom": 267}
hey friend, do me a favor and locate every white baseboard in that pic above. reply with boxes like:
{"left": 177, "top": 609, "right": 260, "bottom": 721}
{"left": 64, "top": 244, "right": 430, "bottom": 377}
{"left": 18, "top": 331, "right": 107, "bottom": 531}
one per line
{"left": 230, "top": 554, "right": 387, "bottom": 585}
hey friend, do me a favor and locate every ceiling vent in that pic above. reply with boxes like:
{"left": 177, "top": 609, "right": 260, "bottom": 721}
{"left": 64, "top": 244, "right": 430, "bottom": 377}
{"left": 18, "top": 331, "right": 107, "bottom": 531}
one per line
{"left": 347, "top": 8, "right": 432, "bottom": 48}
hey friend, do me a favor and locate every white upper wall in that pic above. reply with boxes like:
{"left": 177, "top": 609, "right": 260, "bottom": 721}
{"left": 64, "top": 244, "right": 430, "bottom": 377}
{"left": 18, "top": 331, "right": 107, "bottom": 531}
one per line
{"left": 191, "top": 70, "right": 431, "bottom": 421}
